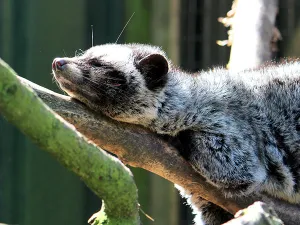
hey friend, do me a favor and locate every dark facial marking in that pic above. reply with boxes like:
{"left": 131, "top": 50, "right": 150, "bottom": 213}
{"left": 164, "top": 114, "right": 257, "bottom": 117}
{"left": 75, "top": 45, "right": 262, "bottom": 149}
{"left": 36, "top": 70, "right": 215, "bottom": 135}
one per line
{"left": 88, "top": 58, "right": 105, "bottom": 67}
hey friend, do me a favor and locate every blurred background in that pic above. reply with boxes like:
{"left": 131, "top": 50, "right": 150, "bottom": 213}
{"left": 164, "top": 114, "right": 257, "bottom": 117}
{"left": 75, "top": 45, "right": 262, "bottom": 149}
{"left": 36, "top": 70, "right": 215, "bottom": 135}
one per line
{"left": 1, "top": 0, "right": 300, "bottom": 225}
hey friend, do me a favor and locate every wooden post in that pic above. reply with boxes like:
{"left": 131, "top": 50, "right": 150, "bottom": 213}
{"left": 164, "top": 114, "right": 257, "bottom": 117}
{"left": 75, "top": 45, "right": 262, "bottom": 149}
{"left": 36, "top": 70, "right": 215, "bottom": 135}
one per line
{"left": 227, "top": 0, "right": 278, "bottom": 71}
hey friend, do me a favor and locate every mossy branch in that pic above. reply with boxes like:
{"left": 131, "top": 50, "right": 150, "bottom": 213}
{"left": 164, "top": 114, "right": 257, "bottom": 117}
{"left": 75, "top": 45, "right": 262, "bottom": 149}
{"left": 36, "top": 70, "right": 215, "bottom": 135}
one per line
{"left": 0, "top": 59, "right": 140, "bottom": 225}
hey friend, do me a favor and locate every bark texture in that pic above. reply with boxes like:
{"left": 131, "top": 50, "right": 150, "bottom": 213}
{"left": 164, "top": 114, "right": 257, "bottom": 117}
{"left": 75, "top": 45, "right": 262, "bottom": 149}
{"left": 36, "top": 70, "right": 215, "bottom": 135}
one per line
{"left": 16, "top": 73, "right": 300, "bottom": 225}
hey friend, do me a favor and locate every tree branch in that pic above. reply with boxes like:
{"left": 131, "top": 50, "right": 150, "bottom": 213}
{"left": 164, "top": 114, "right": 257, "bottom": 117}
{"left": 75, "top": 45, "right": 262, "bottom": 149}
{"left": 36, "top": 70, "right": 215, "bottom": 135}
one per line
{"left": 0, "top": 59, "right": 140, "bottom": 225}
{"left": 2, "top": 58, "right": 300, "bottom": 224}
{"left": 16, "top": 75, "right": 246, "bottom": 214}
{"left": 15, "top": 73, "right": 300, "bottom": 225}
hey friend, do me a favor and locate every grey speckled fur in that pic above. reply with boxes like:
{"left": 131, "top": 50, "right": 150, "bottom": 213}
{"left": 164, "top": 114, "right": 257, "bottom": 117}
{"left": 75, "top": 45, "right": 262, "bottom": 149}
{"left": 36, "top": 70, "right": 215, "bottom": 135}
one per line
{"left": 53, "top": 44, "right": 300, "bottom": 225}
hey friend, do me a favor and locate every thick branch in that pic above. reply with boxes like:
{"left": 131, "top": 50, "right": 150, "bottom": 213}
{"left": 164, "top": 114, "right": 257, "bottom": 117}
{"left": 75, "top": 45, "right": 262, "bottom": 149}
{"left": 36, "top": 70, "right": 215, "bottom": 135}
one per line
{"left": 22, "top": 77, "right": 300, "bottom": 224}
{"left": 1, "top": 60, "right": 298, "bottom": 224}
{"left": 0, "top": 59, "right": 140, "bottom": 225}
{"left": 15, "top": 76, "right": 300, "bottom": 225}
{"left": 16, "top": 76, "right": 245, "bottom": 215}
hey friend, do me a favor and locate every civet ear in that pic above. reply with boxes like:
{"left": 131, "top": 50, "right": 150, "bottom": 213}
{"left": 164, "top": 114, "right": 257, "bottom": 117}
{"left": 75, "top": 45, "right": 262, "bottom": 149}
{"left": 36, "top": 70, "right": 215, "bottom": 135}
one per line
{"left": 137, "top": 54, "right": 169, "bottom": 91}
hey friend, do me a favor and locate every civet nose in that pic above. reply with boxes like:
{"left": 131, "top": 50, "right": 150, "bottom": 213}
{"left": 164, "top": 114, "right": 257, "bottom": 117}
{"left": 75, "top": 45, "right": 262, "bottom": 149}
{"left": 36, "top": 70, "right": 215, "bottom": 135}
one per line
{"left": 52, "top": 58, "right": 68, "bottom": 71}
